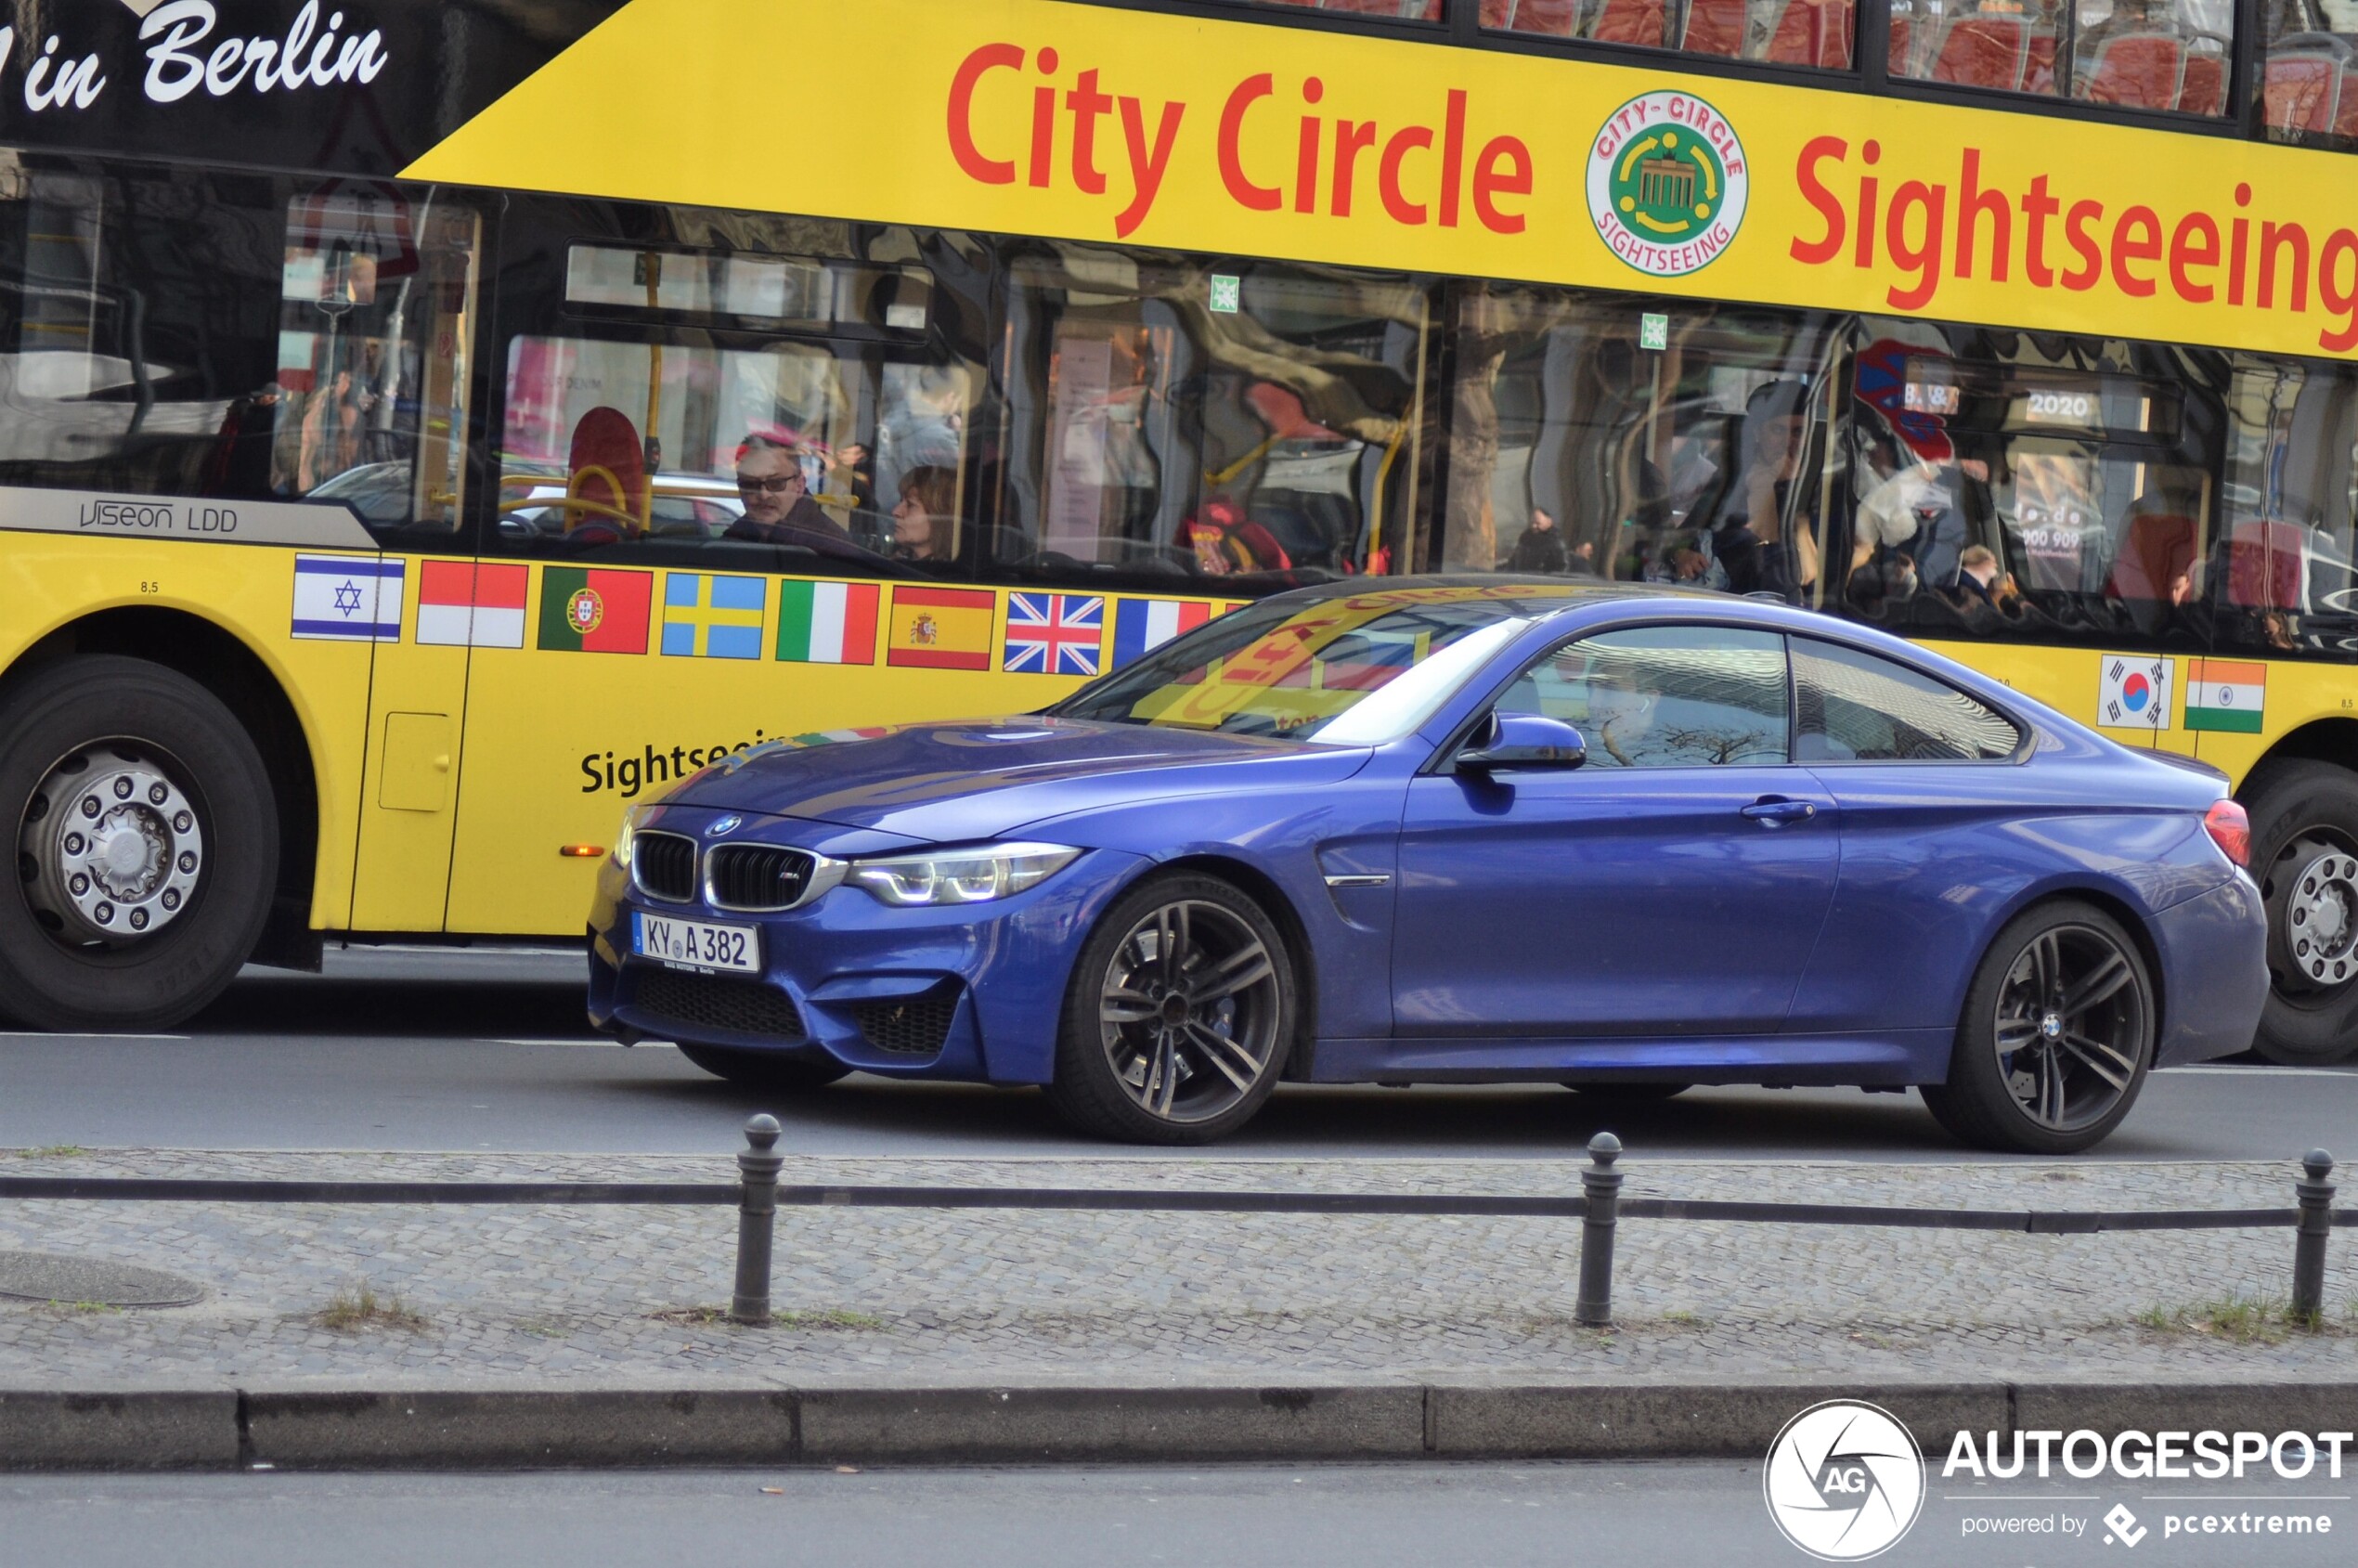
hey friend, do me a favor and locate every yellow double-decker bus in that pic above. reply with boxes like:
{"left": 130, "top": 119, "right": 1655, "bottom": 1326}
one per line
{"left": 4, "top": 0, "right": 2357, "bottom": 1064}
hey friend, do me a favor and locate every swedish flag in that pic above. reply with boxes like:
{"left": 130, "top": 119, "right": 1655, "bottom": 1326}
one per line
{"left": 661, "top": 573, "right": 765, "bottom": 659}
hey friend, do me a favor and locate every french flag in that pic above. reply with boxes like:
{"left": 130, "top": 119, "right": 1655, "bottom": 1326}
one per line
{"left": 1110, "top": 598, "right": 1211, "bottom": 668}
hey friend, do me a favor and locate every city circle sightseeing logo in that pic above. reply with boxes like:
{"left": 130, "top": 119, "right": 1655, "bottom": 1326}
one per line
{"left": 1587, "top": 91, "right": 1749, "bottom": 279}
{"left": 1764, "top": 1400, "right": 1927, "bottom": 1561}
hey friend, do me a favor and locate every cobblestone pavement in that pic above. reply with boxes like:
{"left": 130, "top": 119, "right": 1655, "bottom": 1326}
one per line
{"left": 2, "top": 1147, "right": 2352, "bottom": 1384}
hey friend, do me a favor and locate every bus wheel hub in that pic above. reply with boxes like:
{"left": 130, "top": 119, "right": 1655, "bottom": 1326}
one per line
{"left": 2284, "top": 847, "right": 2358, "bottom": 988}
{"left": 19, "top": 752, "right": 204, "bottom": 944}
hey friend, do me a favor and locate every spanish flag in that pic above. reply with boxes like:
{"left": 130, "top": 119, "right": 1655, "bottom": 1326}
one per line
{"left": 885, "top": 586, "right": 996, "bottom": 671}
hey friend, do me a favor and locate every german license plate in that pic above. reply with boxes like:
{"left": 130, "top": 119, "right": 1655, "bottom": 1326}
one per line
{"left": 633, "top": 912, "right": 758, "bottom": 974}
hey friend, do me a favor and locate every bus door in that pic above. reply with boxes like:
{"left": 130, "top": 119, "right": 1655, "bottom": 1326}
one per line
{"left": 445, "top": 227, "right": 981, "bottom": 937}
{"left": 279, "top": 190, "right": 489, "bottom": 931}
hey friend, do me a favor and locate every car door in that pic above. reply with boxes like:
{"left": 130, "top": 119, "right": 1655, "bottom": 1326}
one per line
{"left": 1784, "top": 634, "right": 2030, "bottom": 1034}
{"left": 1391, "top": 625, "right": 1839, "bottom": 1041}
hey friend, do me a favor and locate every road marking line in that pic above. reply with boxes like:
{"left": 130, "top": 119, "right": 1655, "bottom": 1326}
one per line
{"left": 0, "top": 1031, "right": 188, "bottom": 1041}
{"left": 485, "top": 1038, "right": 628, "bottom": 1048}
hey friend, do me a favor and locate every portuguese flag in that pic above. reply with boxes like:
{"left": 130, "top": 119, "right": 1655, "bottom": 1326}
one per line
{"left": 538, "top": 567, "right": 654, "bottom": 654}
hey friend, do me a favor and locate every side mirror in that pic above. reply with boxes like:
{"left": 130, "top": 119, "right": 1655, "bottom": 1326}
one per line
{"left": 1458, "top": 711, "right": 1587, "bottom": 772}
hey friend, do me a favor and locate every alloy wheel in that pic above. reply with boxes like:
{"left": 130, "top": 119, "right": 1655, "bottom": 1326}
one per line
{"left": 1992, "top": 924, "right": 2148, "bottom": 1134}
{"left": 1097, "top": 898, "right": 1283, "bottom": 1125}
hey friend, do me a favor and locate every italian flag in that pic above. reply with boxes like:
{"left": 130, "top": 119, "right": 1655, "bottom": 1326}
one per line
{"left": 415, "top": 561, "right": 527, "bottom": 648}
{"left": 775, "top": 579, "right": 880, "bottom": 664}
{"left": 2184, "top": 659, "right": 2267, "bottom": 733}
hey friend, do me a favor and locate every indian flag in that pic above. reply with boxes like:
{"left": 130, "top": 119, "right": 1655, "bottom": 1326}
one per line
{"left": 2185, "top": 659, "right": 2267, "bottom": 733}
{"left": 776, "top": 579, "right": 879, "bottom": 665}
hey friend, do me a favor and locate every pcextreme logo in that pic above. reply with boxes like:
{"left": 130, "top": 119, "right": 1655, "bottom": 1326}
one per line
{"left": 1763, "top": 1399, "right": 1926, "bottom": 1561}
{"left": 1588, "top": 90, "right": 1748, "bottom": 279}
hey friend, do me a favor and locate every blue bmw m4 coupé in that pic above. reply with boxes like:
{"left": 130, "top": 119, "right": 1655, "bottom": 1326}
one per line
{"left": 588, "top": 579, "right": 2268, "bottom": 1154}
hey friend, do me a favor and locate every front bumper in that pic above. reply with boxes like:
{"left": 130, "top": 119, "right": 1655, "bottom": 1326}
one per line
{"left": 587, "top": 807, "right": 1147, "bottom": 1083}
{"left": 2150, "top": 871, "right": 2270, "bottom": 1067}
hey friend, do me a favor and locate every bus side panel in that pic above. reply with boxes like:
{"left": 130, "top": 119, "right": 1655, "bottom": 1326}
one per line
{"left": 0, "top": 534, "right": 375, "bottom": 932}
{"left": 346, "top": 553, "right": 474, "bottom": 932}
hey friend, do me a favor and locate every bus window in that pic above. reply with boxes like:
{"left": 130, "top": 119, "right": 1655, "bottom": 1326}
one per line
{"left": 495, "top": 331, "right": 979, "bottom": 577}
{"left": 2219, "top": 357, "right": 2358, "bottom": 654}
{"left": 1442, "top": 285, "right": 1842, "bottom": 605}
{"left": 0, "top": 162, "right": 478, "bottom": 538}
{"left": 996, "top": 247, "right": 1426, "bottom": 588}
{"left": 1841, "top": 324, "right": 2224, "bottom": 646}
{"left": 277, "top": 190, "right": 480, "bottom": 534}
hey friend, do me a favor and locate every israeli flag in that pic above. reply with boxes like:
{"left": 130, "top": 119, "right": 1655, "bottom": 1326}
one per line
{"left": 292, "top": 554, "right": 405, "bottom": 641}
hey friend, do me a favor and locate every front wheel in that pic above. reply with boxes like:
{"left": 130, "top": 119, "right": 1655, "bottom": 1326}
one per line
{"left": 1922, "top": 900, "right": 2155, "bottom": 1155}
{"left": 2244, "top": 761, "right": 2358, "bottom": 1065}
{"left": 0, "top": 656, "right": 278, "bottom": 1031}
{"left": 1046, "top": 873, "right": 1296, "bottom": 1145}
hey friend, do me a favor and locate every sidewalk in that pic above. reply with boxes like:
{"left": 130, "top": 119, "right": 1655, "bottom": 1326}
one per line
{"left": 3, "top": 1147, "right": 2352, "bottom": 1464}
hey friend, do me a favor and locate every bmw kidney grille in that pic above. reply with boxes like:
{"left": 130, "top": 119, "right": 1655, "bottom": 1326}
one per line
{"left": 630, "top": 831, "right": 699, "bottom": 902}
{"left": 706, "top": 844, "right": 817, "bottom": 912}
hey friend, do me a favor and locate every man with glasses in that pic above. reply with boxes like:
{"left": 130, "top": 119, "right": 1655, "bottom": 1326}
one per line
{"left": 723, "top": 434, "right": 857, "bottom": 548}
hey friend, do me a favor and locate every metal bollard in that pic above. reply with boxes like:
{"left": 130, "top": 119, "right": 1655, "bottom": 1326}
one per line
{"left": 731, "top": 1114, "right": 784, "bottom": 1326}
{"left": 1576, "top": 1131, "right": 1623, "bottom": 1328}
{"left": 2292, "top": 1148, "right": 2337, "bottom": 1326}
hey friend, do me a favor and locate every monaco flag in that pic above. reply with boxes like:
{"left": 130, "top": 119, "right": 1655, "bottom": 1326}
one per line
{"left": 415, "top": 561, "right": 528, "bottom": 648}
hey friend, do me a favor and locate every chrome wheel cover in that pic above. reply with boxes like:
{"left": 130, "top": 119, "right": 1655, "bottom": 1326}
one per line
{"left": 1992, "top": 924, "right": 2147, "bottom": 1134}
{"left": 1097, "top": 898, "right": 1282, "bottom": 1125}
{"left": 2267, "top": 836, "right": 2358, "bottom": 992}
{"left": 17, "top": 743, "right": 204, "bottom": 946}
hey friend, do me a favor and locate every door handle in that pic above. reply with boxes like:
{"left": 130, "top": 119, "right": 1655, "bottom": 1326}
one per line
{"left": 1740, "top": 797, "right": 1818, "bottom": 825}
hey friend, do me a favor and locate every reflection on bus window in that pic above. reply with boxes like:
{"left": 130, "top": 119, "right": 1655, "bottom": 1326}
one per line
{"left": 2261, "top": 4, "right": 2358, "bottom": 144}
{"left": 275, "top": 190, "right": 480, "bottom": 530}
{"left": 1442, "top": 284, "right": 1841, "bottom": 606}
{"left": 496, "top": 331, "right": 978, "bottom": 576}
{"left": 2221, "top": 357, "right": 2358, "bottom": 653}
{"left": 1889, "top": 0, "right": 2232, "bottom": 115}
{"left": 1838, "top": 322, "right": 2223, "bottom": 647}
{"left": 997, "top": 248, "right": 1423, "bottom": 589}
{"left": 0, "top": 163, "right": 479, "bottom": 535}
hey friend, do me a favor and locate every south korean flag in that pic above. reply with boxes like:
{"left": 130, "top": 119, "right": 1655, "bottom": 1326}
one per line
{"left": 2097, "top": 654, "right": 2172, "bottom": 732}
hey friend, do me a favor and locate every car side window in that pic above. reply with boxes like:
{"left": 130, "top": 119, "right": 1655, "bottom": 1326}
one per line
{"left": 1497, "top": 626, "right": 1790, "bottom": 769}
{"left": 1792, "top": 638, "right": 2021, "bottom": 762}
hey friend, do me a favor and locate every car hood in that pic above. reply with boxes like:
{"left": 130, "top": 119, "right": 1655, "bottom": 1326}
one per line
{"left": 667, "top": 718, "right": 1375, "bottom": 842}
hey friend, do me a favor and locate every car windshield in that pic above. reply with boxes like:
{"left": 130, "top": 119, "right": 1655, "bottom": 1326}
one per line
{"left": 1053, "top": 589, "right": 1554, "bottom": 744}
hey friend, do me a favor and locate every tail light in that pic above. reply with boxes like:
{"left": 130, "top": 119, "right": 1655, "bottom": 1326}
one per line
{"left": 2204, "top": 799, "right": 2251, "bottom": 868}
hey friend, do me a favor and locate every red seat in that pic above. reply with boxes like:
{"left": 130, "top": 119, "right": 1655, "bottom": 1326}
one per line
{"left": 2106, "top": 512, "right": 2200, "bottom": 604}
{"left": 1590, "top": 0, "right": 1670, "bottom": 45}
{"left": 2177, "top": 49, "right": 2225, "bottom": 113}
{"left": 1764, "top": 0, "right": 1854, "bottom": 68}
{"left": 1889, "top": 14, "right": 1915, "bottom": 73}
{"left": 1481, "top": 0, "right": 1578, "bottom": 30}
{"left": 2229, "top": 520, "right": 2307, "bottom": 610}
{"left": 1276, "top": 0, "right": 1443, "bottom": 15}
{"left": 1680, "top": 0, "right": 1747, "bottom": 54}
{"left": 2337, "top": 67, "right": 2358, "bottom": 137}
{"left": 2082, "top": 34, "right": 2183, "bottom": 110}
{"left": 1930, "top": 17, "right": 2029, "bottom": 90}
{"left": 2265, "top": 55, "right": 2341, "bottom": 135}
{"left": 2024, "top": 31, "right": 2057, "bottom": 94}
{"left": 566, "top": 407, "right": 650, "bottom": 539}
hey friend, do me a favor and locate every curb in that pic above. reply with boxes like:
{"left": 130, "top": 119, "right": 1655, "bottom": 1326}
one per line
{"left": 6, "top": 1378, "right": 2357, "bottom": 1470}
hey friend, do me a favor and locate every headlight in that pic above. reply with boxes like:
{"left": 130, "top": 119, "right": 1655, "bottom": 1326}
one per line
{"left": 847, "top": 842, "right": 1080, "bottom": 907}
{"left": 612, "top": 810, "right": 639, "bottom": 870}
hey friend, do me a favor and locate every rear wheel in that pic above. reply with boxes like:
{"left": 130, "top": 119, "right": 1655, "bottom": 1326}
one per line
{"left": 1921, "top": 900, "right": 2155, "bottom": 1155}
{"left": 1046, "top": 873, "right": 1295, "bottom": 1146}
{"left": 672, "top": 1042, "right": 850, "bottom": 1092}
{"left": 0, "top": 657, "right": 277, "bottom": 1031}
{"left": 2243, "top": 761, "right": 2358, "bottom": 1065}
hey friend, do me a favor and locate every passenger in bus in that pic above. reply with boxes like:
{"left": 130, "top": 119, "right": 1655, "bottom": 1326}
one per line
{"left": 1711, "top": 381, "right": 1820, "bottom": 601}
{"left": 888, "top": 465, "right": 961, "bottom": 564}
{"left": 1183, "top": 499, "right": 1292, "bottom": 575}
{"left": 1853, "top": 448, "right": 1988, "bottom": 580}
{"left": 724, "top": 434, "right": 857, "bottom": 550}
{"left": 1506, "top": 507, "right": 1570, "bottom": 574}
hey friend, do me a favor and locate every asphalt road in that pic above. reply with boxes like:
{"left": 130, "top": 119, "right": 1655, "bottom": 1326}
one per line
{"left": 2, "top": 1462, "right": 2348, "bottom": 1568}
{"left": 2, "top": 948, "right": 2352, "bottom": 1162}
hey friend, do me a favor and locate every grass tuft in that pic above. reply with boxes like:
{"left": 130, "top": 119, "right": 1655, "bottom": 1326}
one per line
{"left": 650, "top": 1305, "right": 883, "bottom": 1331}
{"left": 2132, "top": 1295, "right": 2349, "bottom": 1345}
{"left": 317, "top": 1281, "right": 429, "bottom": 1333}
{"left": 13, "top": 1146, "right": 88, "bottom": 1160}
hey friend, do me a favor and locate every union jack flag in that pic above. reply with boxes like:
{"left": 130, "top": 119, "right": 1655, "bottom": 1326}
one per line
{"left": 1003, "top": 591, "right": 1105, "bottom": 677}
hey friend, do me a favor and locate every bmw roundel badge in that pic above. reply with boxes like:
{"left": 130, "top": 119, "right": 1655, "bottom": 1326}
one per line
{"left": 705, "top": 815, "right": 742, "bottom": 837}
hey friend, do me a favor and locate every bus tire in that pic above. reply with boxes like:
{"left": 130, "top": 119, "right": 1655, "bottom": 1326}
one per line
{"left": 0, "top": 656, "right": 278, "bottom": 1032}
{"left": 2244, "top": 759, "right": 2358, "bottom": 1065}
